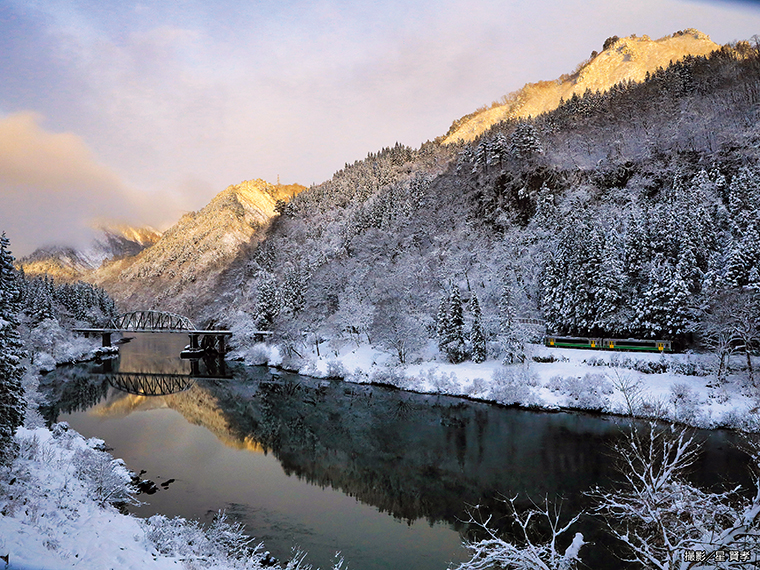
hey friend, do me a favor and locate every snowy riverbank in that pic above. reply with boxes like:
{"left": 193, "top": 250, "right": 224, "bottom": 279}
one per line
{"left": 0, "top": 424, "right": 346, "bottom": 570}
{"left": 232, "top": 341, "right": 760, "bottom": 432}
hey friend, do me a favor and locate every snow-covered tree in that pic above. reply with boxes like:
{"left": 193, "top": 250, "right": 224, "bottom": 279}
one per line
{"left": 593, "top": 237, "right": 625, "bottom": 334}
{"left": 254, "top": 277, "right": 281, "bottom": 330}
{"left": 592, "top": 424, "right": 760, "bottom": 570}
{"left": 699, "top": 288, "right": 760, "bottom": 386}
{"left": 633, "top": 261, "right": 692, "bottom": 339}
{"left": 436, "top": 293, "right": 448, "bottom": 351}
{"left": 0, "top": 232, "right": 26, "bottom": 464}
{"left": 726, "top": 224, "right": 760, "bottom": 289}
{"left": 29, "top": 277, "right": 55, "bottom": 323}
{"left": 453, "top": 496, "right": 585, "bottom": 570}
{"left": 499, "top": 282, "right": 525, "bottom": 364}
{"left": 510, "top": 121, "right": 543, "bottom": 159}
{"left": 281, "top": 266, "right": 307, "bottom": 315}
{"left": 469, "top": 294, "right": 486, "bottom": 363}
{"left": 442, "top": 285, "right": 466, "bottom": 363}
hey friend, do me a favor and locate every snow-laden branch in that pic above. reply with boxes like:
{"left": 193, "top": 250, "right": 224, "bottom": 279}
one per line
{"left": 450, "top": 496, "right": 585, "bottom": 570}
{"left": 592, "top": 422, "right": 760, "bottom": 569}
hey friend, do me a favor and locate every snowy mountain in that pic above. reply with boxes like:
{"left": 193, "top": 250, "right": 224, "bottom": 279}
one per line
{"left": 18, "top": 225, "right": 161, "bottom": 281}
{"left": 29, "top": 30, "right": 759, "bottom": 363}
{"left": 93, "top": 179, "right": 304, "bottom": 316}
{"left": 200, "top": 32, "right": 760, "bottom": 365}
{"left": 442, "top": 29, "right": 719, "bottom": 144}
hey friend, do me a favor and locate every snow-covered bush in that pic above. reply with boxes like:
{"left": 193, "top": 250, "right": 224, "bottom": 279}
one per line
{"left": 345, "top": 367, "right": 369, "bottom": 383}
{"left": 144, "top": 511, "right": 347, "bottom": 569}
{"left": 464, "top": 377, "right": 487, "bottom": 397}
{"left": 546, "top": 373, "right": 614, "bottom": 410}
{"left": 325, "top": 359, "right": 346, "bottom": 379}
{"left": 668, "top": 355, "right": 712, "bottom": 377}
{"left": 533, "top": 353, "right": 568, "bottom": 364}
{"left": 669, "top": 382, "right": 702, "bottom": 424}
{"left": 245, "top": 343, "right": 275, "bottom": 365}
{"left": 369, "top": 366, "right": 412, "bottom": 389}
{"left": 430, "top": 370, "right": 457, "bottom": 394}
{"left": 72, "top": 446, "right": 137, "bottom": 507}
{"left": 632, "top": 358, "right": 669, "bottom": 375}
{"left": 489, "top": 366, "right": 539, "bottom": 405}
{"left": 145, "top": 511, "right": 263, "bottom": 567}
{"left": 637, "top": 395, "right": 671, "bottom": 420}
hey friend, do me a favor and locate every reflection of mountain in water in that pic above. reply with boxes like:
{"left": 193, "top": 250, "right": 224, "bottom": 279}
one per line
{"left": 41, "top": 365, "right": 263, "bottom": 453}
{"left": 203, "top": 371, "right": 618, "bottom": 529}
{"left": 42, "top": 363, "right": 615, "bottom": 529}
{"left": 41, "top": 363, "right": 748, "bottom": 555}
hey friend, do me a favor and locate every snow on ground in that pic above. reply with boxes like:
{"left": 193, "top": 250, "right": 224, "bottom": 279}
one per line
{"left": 232, "top": 340, "right": 760, "bottom": 431}
{"left": 0, "top": 424, "right": 340, "bottom": 570}
{"left": 0, "top": 426, "right": 182, "bottom": 570}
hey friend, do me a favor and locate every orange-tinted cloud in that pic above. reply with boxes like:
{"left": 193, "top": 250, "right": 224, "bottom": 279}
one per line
{"left": 0, "top": 112, "right": 145, "bottom": 256}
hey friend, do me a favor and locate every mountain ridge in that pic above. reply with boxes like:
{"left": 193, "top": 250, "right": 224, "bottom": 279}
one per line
{"left": 92, "top": 179, "right": 305, "bottom": 315}
{"left": 442, "top": 29, "right": 720, "bottom": 144}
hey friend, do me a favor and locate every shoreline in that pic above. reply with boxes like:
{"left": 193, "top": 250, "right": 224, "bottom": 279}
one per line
{"left": 230, "top": 340, "right": 760, "bottom": 433}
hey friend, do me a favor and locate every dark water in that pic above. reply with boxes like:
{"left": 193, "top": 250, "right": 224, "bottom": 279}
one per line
{"left": 39, "top": 334, "right": 754, "bottom": 570}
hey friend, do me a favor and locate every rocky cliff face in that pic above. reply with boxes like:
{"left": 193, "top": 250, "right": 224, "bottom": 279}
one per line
{"left": 442, "top": 29, "right": 719, "bottom": 144}
{"left": 93, "top": 179, "right": 304, "bottom": 319}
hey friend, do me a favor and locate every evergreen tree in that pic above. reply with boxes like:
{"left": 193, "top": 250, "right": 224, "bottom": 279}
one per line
{"left": 469, "top": 294, "right": 486, "bottom": 363}
{"left": 436, "top": 294, "right": 448, "bottom": 351}
{"left": 593, "top": 237, "right": 624, "bottom": 335}
{"left": 473, "top": 139, "right": 490, "bottom": 174}
{"left": 281, "top": 267, "right": 306, "bottom": 315}
{"left": 633, "top": 262, "right": 691, "bottom": 339}
{"left": 728, "top": 167, "right": 760, "bottom": 231}
{"left": 727, "top": 224, "right": 760, "bottom": 289}
{"left": 443, "top": 285, "right": 465, "bottom": 363}
{"left": 489, "top": 133, "right": 509, "bottom": 170}
{"left": 623, "top": 211, "right": 650, "bottom": 290}
{"left": 255, "top": 278, "right": 281, "bottom": 330}
{"left": 26, "top": 277, "right": 55, "bottom": 324}
{"left": 499, "top": 282, "right": 525, "bottom": 364}
{"left": 509, "top": 121, "right": 543, "bottom": 159}
{"left": 0, "top": 232, "right": 26, "bottom": 464}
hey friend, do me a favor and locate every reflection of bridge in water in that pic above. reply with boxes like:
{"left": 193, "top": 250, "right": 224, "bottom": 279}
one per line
{"left": 105, "top": 372, "right": 197, "bottom": 396}
{"left": 96, "top": 344, "right": 233, "bottom": 396}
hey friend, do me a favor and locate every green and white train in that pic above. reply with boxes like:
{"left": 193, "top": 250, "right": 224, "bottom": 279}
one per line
{"left": 544, "top": 336, "right": 674, "bottom": 353}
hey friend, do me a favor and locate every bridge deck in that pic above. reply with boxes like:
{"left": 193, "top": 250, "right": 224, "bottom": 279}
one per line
{"left": 73, "top": 328, "right": 237, "bottom": 335}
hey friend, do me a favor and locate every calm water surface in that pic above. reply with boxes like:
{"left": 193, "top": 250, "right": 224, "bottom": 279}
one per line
{"left": 39, "top": 334, "right": 753, "bottom": 570}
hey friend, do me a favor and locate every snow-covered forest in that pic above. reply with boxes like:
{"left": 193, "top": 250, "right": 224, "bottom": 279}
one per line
{"left": 217, "top": 42, "right": 760, "bottom": 377}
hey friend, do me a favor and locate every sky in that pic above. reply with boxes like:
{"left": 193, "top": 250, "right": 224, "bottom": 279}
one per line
{"left": 1, "top": 0, "right": 760, "bottom": 255}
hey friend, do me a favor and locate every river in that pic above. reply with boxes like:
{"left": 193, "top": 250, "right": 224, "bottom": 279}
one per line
{"left": 38, "top": 333, "right": 754, "bottom": 570}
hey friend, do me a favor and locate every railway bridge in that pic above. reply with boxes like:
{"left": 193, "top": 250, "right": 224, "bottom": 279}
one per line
{"left": 73, "top": 310, "right": 241, "bottom": 354}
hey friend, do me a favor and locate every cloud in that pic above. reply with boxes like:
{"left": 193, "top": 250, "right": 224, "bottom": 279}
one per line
{"left": 0, "top": 112, "right": 162, "bottom": 256}
{"left": 5, "top": 0, "right": 760, "bottom": 257}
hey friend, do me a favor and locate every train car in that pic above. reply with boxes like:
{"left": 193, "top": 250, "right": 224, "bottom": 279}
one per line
{"left": 545, "top": 337, "right": 604, "bottom": 349}
{"left": 545, "top": 336, "right": 673, "bottom": 353}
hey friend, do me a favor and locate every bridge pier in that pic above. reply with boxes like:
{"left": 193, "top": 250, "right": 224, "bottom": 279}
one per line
{"left": 102, "top": 332, "right": 112, "bottom": 347}
{"left": 189, "top": 333, "right": 200, "bottom": 350}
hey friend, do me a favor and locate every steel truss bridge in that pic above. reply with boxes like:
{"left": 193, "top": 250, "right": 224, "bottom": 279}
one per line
{"left": 73, "top": 310, "right": 235, "bottom": 353}
{"left": 108, "top": 310, "right": 196, "bottom": 332}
